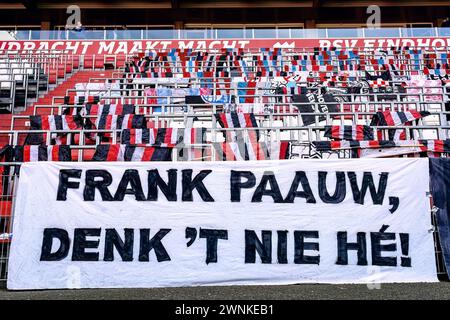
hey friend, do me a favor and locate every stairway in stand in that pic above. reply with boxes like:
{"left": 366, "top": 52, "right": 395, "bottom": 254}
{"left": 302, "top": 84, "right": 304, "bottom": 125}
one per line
{"left": 26, "top": 69, "right": 116, "bottom": 116}
{"left": 0, "top": 69, "right": 116, "bottom": 145}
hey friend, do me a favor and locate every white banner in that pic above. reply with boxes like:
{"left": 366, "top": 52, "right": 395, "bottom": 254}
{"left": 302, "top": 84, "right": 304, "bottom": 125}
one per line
{"left": 8, "top": 159, "right": 437, "bottom": 289}
{"left": 1, "top": 38, "right": 450, "bottom": 55}
{"left": 75, "top": 82, "right": 122, "bottom": 98}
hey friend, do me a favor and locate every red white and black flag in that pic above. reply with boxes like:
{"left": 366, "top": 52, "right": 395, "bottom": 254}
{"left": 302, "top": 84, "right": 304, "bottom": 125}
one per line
{"left": 121, "top": 128, "right": 154, "bottom": 144}
{"left": 215, "top": 112, "right": 259, "bottom": 129}
{"left": 64, "top": 95, "right": 100, "bottom": 105}
{"left": 30, "top": 115, "right": 84, "bottom": 131}
{"left": 14, "top": 145, "right": 72, "bottom": 162}
{"left": 85, "top": 103, "right": 135, "bottom": 116}
{"left": 269, "top": 141, "right": 290, "bottom": 160}
{"left": 419, "top": 139, "right": 450, "bottom": 153}
{"left": 91, "top": 144, "right": 124, "bottom": 161}
{"left": 371, "top": 111, "right": 431, "bottom": 126}
{"left": 95, "top": 115, "right": 146, "bottom": 130}
{"left": 370, "top": 110, "right": 431, "bottom": 141}
{"left": 312, "top": 140, "right": 426, "bottom": 158}
{"left": 324, "top": 125, "right": 374, "bottom": 141}
{"left": 214, "top": 112, "right": 260, "bottom": 142}
{"left": 212, "top": 141, "right": 290, "bottom": 161}
{"left": 91, "top": 144, "right": 173, "bottom": 161}
{"left": 121, "top": 128, "right": 207, "bottom": 146}
{"left": 312, "top": 140, "right": 422, "bottom": 152}
{"left": 123, "top": 145, "right": 173, "bottom": 161}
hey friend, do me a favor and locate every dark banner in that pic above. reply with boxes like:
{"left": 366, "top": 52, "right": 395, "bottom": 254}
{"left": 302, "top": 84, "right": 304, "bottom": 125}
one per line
{"left": 429, "top": 159, "right": 450, "bottom": 278}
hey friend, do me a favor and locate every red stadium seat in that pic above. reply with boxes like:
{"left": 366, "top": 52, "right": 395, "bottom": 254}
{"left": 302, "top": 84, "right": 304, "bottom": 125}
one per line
{"left": 48, "top": 68, "right": 57, "bottom": 84}
{"left": 0, "top": 201, "right": 12, "bottom": 218}
{"left": 116, "top": 55, "right": 126, "bottom": 68}
{"left": 73, "top": 55, "right": 80, "bottom": 69}
{"left": 84, "top": 55, "right": 94, "bottom": 69}
{"left": 94, "top": 55, "right": 105, "bottom": 69}
{"left": 65, "top": 56, "right": 73, "bottom": 74}
{"left": 57, "top": 64, "right": 65, "bottom": 79}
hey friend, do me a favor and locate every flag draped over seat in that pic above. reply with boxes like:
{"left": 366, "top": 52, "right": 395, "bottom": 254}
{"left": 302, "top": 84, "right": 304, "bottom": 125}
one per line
{"left": 121, "top": 128, "right": 207, "bottom": 146}
{"left": 64, "top": 95, "right": 100, "bottom": 105}
{"left": 370, "top": 110, "right": 431, "bottom": 141}
{"left": 370, "top": 110, "right": 431, "bottom": 126}
{"left": 91, "top": 144, "right": 173, "bottom": 161}
{"left": 14, "top": 145, "right": 72, "bottom": 162}
{"left": 323, "top": 125, "right": 374, "bottom": 141}
{"left": 91, "top": 144, "right": 124, "bottom": 161}
{"left": 122, "top": 145, "right": 173, "bottom": 161}
{"left": 214, "top": 112, "right": 258, "bottom": 129}
{"left": 94, "top": 115, "right": 146, "bottom": 130}
{"left": 212, "top": 141, "right": 290, "bottom": 161}
{"left": 312, "top": 140, "right": 423, "bottom": 152}
{"left": 214, "top": 112, "right": 260, "bottom": 142}
{"left": 29, "top": 115, "right": 84, "bottom": 131}
{"left": 419, "top": 139, "right": 450, "bottom": 153}
{"left": 85, "top": 103, "right": 135, "bottom": 116}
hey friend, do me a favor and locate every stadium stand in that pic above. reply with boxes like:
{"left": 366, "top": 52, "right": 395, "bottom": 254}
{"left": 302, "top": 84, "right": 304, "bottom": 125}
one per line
{"left": 1, "top": 46, "right": 449, "bottom": 161}
{"left": 0, "top": 43, "right": 450, "bottom": 280}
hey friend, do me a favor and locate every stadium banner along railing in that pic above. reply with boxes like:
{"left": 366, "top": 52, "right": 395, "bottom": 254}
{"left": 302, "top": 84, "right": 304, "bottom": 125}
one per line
{"left": 1, "top": 37, "right": 450, "bottom": 54}
{"left": 7, "top": 159, "right": 437, "bottom": 290}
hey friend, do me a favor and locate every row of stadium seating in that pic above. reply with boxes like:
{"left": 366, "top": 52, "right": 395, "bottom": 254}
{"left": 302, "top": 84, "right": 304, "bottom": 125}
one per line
{"left": 0, "top": 49, "right": 449, "bottom": 162}
{"left": 0, "top": 55, "right": 49, "bottom": 111}
{"left": 123, "top": 47, "right": 450, "bottom": 77}
{"left": 0, "top": 45, "right": 449, "bottom": 243}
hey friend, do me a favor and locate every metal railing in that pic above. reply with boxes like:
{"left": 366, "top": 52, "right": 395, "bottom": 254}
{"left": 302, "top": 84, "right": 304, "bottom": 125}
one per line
{"left": 0, "top": 157, "right": 447, "bottom": 281}
{"left": 0, "top": 164, "right": 18, "bottom": 282}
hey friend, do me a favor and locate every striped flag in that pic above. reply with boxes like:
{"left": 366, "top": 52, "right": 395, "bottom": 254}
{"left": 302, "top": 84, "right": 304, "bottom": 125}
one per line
{"left": 324, "top": 125, "right": 374, "bottom": 141}
{"left": 214, "top": 112, "right": 259, "bottom": 142}
{"left": 215, "top": 112, "right": 258, "bottom": 129}
{"left": 91, "top": 144, "right": 172, "bottom": 161}
{"left": 91, "top": 144, "right": 124, "bottom": 161}
{"left": 64, "top": 95, "right": 100, "bottom": 105}
{"left": 123, "top": 145, "right": 173, "bottom": 161}
{"left": 370, "top": 110, "right": 430, "bottom": 141}
{"left": 30, "top": 115, "right": 84, "bottom": 131}
{"left": 121, "top": 128, "right": 207, "bottom": 146}
{"left": 213, "top": 141, "right": 290, "bottom": 161}
{"left": 419, "top": 140, "right": 450, "bottom": 153}
{"left": 312, "top": 140, "right": 423, "bottom": 152}
{"left": 312, "top": 140, "right": 426, "bottom": 158}
{"left": 269, "top": 141, "right": 290, "bottom": 160}
{"left": 370, "top": 111, "right": 431, "bottom": 126}
{"left": 85, "top": 103, "right": 135, "bottom": 116}
{"left": 95, "top": 115, "right": 146, "bottom": 131}
{"left": 14, "top": 145, "right": 72, "bottom": 162}
{"left": 121, "top": 129, "right": 154, "bottom": 145}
